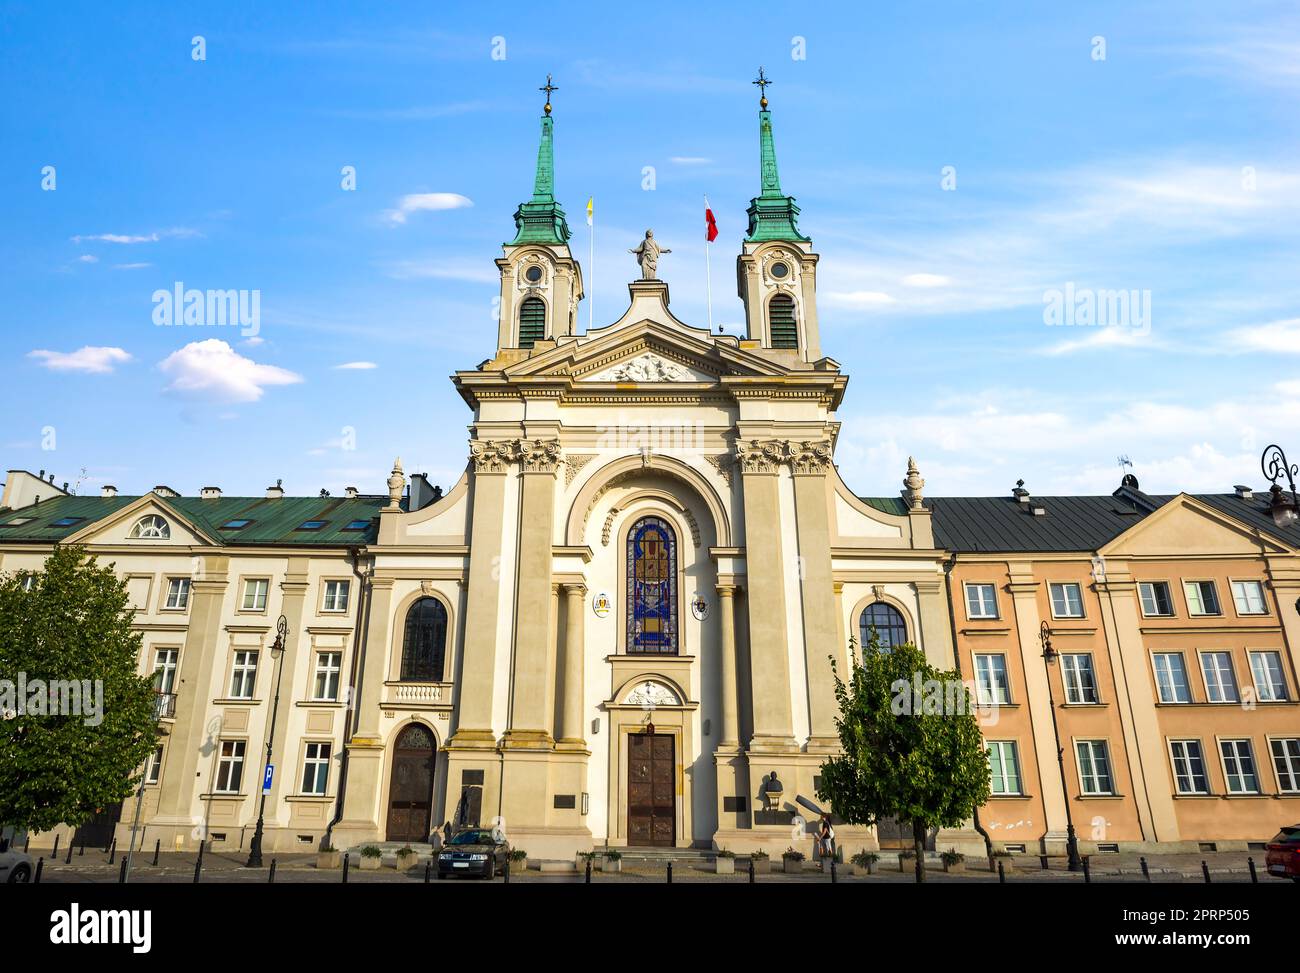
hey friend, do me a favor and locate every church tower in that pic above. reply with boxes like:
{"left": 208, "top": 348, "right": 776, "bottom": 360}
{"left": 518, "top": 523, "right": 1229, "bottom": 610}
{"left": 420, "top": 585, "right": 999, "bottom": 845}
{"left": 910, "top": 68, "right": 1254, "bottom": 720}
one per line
{"left": 736, "top": 70, "right": 823, "bottom": 362}
{"left": 495, "top": 77, "right": 585, "bottom": 355}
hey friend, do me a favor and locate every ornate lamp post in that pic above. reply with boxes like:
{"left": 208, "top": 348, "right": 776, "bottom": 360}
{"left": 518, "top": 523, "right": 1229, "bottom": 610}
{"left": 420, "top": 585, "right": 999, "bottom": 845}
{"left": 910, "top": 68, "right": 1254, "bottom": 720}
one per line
{"left": 1261, "top": 444, "right": 1300, "bottom": 529}
{"left": 1039, "top": 621, "right": 1082, "bottom": 872}
{"left": 246, "top": 614, "right": 288, "bottom": 868}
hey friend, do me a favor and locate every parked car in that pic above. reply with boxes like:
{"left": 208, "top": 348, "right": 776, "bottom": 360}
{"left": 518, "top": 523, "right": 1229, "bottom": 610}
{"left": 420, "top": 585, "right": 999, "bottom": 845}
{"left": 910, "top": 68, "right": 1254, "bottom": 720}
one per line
{"left": 436, "top": 827, "right": 510, "bottom": 880}
{"left": 1265, "top": 824, "right": 1300, "bottom": 882}
{"left": 0, "top": 838, "right": 34, "bottom": 884}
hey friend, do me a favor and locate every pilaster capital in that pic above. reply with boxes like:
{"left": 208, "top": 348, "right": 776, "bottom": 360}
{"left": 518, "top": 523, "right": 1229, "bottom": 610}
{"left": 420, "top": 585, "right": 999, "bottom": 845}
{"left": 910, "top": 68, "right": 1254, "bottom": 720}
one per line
{"left": 714, "top": 583, "right": 739, "bottom": 598}
{"left": 786, "top": 438, "right": 834, "bottom": 475}
{"left": 735, "top": 438, "right": 787, "bottom": 474}
{"left": 519, "top": 436, "right": 562, "bottom": 474}
{"left": 470, "top": 439, "right": 519, "bottom": 474}
{"left": 561, "top": 581, "right": 588, "bottom": 597}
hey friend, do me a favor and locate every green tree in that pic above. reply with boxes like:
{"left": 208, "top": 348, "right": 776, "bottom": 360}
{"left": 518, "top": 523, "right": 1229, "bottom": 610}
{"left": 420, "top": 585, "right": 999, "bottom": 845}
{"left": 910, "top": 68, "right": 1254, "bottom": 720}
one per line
{"left": 0, "top": 546, "right": 158, "bottom": 834}
{"left": 816, "top": 634, "right": 991, "bottom": 882}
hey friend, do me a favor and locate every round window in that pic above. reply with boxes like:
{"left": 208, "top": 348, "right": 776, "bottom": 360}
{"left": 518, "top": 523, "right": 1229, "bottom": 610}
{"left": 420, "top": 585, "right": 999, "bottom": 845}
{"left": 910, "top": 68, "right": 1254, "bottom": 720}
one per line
{"left": 770, "top": 261, "right": 789, "bottom": 279}
{"left": 525, "top": 265, "right": 544, "bottom": 283}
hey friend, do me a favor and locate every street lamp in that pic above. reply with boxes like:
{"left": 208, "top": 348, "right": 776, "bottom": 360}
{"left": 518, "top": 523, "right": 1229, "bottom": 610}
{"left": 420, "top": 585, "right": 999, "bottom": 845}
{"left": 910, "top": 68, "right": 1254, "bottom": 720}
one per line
{"left": 1039, "top": 621, "right": 1083, "bottom": 872}
{"left": 246, "top": 614, "right": 288, "bottom": 868}
{"left": 1261, "top": 444, "right": 1299, "bottom": 529}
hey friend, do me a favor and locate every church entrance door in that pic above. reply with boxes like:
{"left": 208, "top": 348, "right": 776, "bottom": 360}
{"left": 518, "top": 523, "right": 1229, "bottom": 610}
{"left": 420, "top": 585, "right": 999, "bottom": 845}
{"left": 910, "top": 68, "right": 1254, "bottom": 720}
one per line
{"left": 386, "top": 724, "right": 435, "bottom": 843}
{"left": 627, "top": 732, "right": 675, "bottom": 846}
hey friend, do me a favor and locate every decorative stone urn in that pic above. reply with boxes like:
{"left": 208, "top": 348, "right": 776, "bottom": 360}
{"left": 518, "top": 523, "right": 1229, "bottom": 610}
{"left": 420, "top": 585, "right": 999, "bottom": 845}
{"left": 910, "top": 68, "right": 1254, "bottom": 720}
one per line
{"left": 395, "top": 848, "right": 419, "bottom": 871}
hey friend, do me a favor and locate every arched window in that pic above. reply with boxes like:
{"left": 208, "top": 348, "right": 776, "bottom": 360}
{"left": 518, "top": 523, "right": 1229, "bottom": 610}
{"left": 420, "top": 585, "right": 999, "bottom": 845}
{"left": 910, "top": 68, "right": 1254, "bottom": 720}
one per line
{"left": 627, "top": 516, "right": 678, "bottom": 655}
{"left": 859, "top": 601, "right": 907, "bottom": 651}
{"left": 400, "top": 598, "right": 447, "bottom": 682}
{"left": 518, "top": 297, "right": 546, "bottom": 348}
{"left": 768, "top": 294, "right": 798, "bottom": 349}
{"left": 130, "top": 515, "right": 170, "bottom": 539}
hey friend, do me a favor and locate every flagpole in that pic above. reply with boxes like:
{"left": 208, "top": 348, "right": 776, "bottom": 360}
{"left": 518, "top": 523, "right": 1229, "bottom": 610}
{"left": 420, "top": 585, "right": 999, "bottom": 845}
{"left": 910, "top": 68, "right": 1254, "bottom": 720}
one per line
{"left": 588, "top": 198, "right": 595, "bottom": 332}
{"left": 704, "top": 195, "right": 714, "bottom": 332}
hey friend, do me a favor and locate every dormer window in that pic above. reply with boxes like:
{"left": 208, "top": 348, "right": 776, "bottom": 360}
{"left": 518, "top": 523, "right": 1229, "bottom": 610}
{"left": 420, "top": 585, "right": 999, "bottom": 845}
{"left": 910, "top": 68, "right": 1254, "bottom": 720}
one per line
{"left": 130, "top": 515, "right": 170, "bottom": 539}
{"left": 220, "top": 519, "right": 253, "bottom": 530}
{"left": 296, "top": 520, "right": 327, "bottom": 531}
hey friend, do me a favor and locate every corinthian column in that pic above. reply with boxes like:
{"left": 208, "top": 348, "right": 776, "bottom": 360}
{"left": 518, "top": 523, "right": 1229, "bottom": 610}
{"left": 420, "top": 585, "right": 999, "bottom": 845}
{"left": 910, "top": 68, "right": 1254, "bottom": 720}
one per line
{"left": 715, "top": 583, "right": 740, "bottom": 749}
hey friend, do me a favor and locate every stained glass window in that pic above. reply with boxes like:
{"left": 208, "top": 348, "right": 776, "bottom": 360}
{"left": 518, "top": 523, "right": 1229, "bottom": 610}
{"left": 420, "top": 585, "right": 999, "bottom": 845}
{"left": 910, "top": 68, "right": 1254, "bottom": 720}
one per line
{"left": 627, "top": 516, "right": 678, "bottom": 655}
{"left": 401, "top": 597, "right": 447, "bottom": 681}
{"left": 859, "top": 601, "right": 907, "bottom": 651}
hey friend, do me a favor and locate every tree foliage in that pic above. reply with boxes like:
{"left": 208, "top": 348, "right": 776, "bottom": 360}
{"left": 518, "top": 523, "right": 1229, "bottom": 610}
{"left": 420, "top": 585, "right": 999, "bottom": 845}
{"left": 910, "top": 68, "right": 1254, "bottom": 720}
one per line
{"left": 0, "top": 546, "right": 158, "bottom": 833}
{"left": 815, "top": 633, "right": 991, "bottom": 881}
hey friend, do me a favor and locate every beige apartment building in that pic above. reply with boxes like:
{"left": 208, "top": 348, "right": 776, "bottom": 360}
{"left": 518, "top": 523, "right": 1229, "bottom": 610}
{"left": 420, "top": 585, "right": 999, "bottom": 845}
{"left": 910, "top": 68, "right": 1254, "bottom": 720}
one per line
{"left": 3, "top": 91, "right": 1297, "bottom": 862}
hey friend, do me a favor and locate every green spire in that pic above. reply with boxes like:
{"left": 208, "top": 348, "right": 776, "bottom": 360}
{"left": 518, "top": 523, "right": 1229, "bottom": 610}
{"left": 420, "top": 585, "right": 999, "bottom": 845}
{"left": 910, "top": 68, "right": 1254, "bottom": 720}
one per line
{"left": 744, "top": 70, "right": 809, "bottom": 244}
{"left": 509, "top": 76, "right": 571, "bottom": 246}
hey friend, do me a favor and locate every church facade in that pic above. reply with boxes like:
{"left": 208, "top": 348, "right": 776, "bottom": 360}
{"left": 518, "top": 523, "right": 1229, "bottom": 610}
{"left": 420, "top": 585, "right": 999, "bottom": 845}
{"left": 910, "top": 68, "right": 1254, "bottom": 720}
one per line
{"left": 4, "top": 85, "right": 1298, "bottom": 861}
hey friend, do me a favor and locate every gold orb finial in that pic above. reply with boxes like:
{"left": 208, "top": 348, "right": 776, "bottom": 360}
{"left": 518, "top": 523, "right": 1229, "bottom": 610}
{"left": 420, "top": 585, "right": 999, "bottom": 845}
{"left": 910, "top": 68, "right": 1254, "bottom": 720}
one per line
{"left": 540, "top": 73, "right": 558, "bottom": 115}
{"left": 753, "top": 66, "right": 771, "bottom": 108}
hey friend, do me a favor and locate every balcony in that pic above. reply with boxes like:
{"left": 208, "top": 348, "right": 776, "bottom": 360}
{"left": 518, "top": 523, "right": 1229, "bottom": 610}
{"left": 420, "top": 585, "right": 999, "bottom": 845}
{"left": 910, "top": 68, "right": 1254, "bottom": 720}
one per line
{"left": 380, "top": 681, "right": 452, "bottom": 713}
{"left": 153, "top": 691, "right": 177, "bottom": 721}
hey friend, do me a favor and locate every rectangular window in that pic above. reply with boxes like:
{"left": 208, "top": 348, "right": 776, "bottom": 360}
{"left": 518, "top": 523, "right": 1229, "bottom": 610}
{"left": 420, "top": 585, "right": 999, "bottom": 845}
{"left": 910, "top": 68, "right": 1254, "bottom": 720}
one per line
{"left": 1153, "top": 652, "right": 1191, "bottom": 703}
{"left": 152, "top": 648, "right": 179, "bottom": 695}
{"left": 1231, "top": 580, "right": 1267, "bottom": 616}
{"left": 1075, "top": 740, "right": 1114, "bottom": 795}
{"left": 965, "top": 583, "right": 999, "bottom": 619}
{"left": 973, "top": 654, "right": 1011, "bottom": 705}
{"left": 1200, "top": 651, "right": 1239, "bottom": 703}
{"left": 1169, "top": 740, "right": 1209, "bottom": 795}
{"left": 1249, "top": 651, "right": 1288, "bottom": 701}
{"left": 215, "top": 740, "right": 245, "bottom": 793}
{"left": 313, "top": 652, "right": 342, "bottom": 702}
{"left": 1183, "top": 580, "right": 1222, "bottom": 616}
{"left": 241, "top": 578, "right": 269, "bottom": 612}
{"left": 145, "top": 744, "right": 164, "bottom": 785}
{"left": 164, "top": 577, "right": 191, "bottom": 610}
{"left": 230, "top": 650, "right": 258, "bottom": 699}
{"left": 322, "top": 580, "right": 349, "bottom": 613}
{"left": 987, "top": 741, "right": 1022, "bottom": 795}
{"left": 1139, "top": 581, "right": 1174, "bottom": 617}
{"left": 1062, "top": 653, "right": 1099, "bottom": 704}
{"left": 1270, "top": 738, "right": 1300, "bottom": 794}
{"left": 1219, "top": 739, "right": 1259, "bottom": 794}
{"left": 301, "top": 742, "right": 331, "bottom": 796}
{"left": 1050, "top": 582, "right": 1085, "bottom": 618}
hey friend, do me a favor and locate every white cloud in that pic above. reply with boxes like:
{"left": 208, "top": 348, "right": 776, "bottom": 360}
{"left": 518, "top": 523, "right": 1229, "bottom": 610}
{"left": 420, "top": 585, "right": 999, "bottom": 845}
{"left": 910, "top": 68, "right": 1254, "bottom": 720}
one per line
{"left": 70, "top": 228, "right": 200, "bottom": 244}
{"left": 1223, "top": 317, "right": 1300, "bottom": 354}
{"left": 383, "top": 193, "right": 473, "bottom": 225}
{"left": 1041, "top": 327, "right": 1157, "bottom": 356}
{"left": 901, "top": 273, "right": 950, "bottom": 288}
{"left": 77, "top": 254, "right": 98, "bottom": 264}
{"left": 823, "top": 290, "right": 897, "bottom": 308}
{"left": 28, "top": 346, "right": 132, "bottom": 374}
{"left": 158, "top": 339, "right": 303, "bottom": 403}
{"left": 670, "top": 156, "right": 713, "bottom": 165}
{"left": 384, "top": 257, "right": 497, "bottom": 283}
{"left": 113, "top": 262, "right": 152, "bottom": 270}
{"left": 334, "top": 361, "right": 378, "bottom": 370}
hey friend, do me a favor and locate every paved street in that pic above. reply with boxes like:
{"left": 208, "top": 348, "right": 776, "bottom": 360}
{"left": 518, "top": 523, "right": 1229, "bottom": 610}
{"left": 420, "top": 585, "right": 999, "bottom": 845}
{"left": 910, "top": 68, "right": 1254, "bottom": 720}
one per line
{"left": 21, "top": 848, "right": 1291, "bottom": 884}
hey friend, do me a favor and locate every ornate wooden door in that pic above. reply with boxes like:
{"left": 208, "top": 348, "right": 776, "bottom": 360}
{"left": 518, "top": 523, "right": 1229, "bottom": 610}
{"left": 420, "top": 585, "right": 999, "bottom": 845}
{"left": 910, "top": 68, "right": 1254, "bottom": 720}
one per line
{"left": 386, "top": 724, "right": 435, "bottom": 842}
{"left": 627, "top": 732, "right": 675, "bottom": 846}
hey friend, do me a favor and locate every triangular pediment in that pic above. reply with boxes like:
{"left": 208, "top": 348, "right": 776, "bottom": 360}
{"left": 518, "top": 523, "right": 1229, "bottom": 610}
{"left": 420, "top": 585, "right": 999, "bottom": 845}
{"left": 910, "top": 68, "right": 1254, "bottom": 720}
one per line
{"left": 63, "top": 494, "right": 217, "bottom": 547}
{"left": 1101, "top": 494, "right": 1294, "bottom": 557}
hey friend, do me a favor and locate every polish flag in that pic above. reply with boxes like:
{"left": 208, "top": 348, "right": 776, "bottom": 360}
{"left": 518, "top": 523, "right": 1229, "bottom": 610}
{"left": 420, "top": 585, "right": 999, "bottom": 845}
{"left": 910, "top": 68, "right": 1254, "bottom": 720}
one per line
{"left": 704, "top": 197, "right": 719, "bottom": 242}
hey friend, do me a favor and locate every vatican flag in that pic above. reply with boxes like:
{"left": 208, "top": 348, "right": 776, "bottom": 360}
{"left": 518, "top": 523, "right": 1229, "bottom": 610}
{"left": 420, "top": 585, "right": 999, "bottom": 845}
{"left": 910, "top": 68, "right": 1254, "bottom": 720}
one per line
{"left": 586, "top": 196, "right": 594, "bottom": 226}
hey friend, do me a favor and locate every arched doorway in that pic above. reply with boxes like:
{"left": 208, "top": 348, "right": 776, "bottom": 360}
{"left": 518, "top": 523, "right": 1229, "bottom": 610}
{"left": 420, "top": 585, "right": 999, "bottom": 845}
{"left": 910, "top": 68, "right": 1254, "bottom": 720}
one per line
{"left": 386, "top": 723, "right": 435, "bottom": 843}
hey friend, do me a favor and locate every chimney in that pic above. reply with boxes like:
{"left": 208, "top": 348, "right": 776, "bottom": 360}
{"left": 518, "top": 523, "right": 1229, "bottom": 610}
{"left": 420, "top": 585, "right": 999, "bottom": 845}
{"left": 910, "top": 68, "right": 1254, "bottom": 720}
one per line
{"left": 200, "top": 486, "right": 222, "bottom": 500}
{"left": 1012, "top": 479, "right": 1030, "bottom": 504}
{"left": 153, "top": 485, "right": 179, "bottom": 498}
{"left": 101, "top": 485, "right": 118, "bottom": 498}
{"left": 1029, "top": 500, "right": 1047, "bottom": 517}
{"left": 345, "top": 486, "right": 359, "bottom": 499}
{"left": 265, "top": 478, "right": 284, "bottom": 499}
{"left": 1233, "top": 485, "right": 1253, "bottom": 500}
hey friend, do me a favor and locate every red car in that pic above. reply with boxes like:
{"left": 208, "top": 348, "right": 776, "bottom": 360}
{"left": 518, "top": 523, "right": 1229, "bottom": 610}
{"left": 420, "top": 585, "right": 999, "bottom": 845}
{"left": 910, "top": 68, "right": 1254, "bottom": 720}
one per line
{"left": 1265, "top": 825, "right": 1300, "bottom": 881}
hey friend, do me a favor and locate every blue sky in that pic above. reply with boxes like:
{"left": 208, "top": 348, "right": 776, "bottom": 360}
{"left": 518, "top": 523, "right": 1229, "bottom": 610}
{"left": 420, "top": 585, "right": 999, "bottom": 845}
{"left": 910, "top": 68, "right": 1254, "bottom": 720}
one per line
{"left": 3, "top": 1, "right": 1298, "bottom": 500}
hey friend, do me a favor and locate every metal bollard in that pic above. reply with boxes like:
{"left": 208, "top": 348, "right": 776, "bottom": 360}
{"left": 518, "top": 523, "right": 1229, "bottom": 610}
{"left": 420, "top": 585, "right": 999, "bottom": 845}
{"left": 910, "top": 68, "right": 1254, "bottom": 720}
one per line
{"left": 119, "top": 858, "right": 128, "bottom": 884}
{"left": 152, "top": 839, "right": 160, "bottom": 867}
{"left": 79, "top": 836, "right": 86, "bottom": 856}
{"left": 24, "top": 833, "right": 30, "bottom": 853}
{"left": 65, "top": 839, "right": 73, "bottom": 865}
{"left": 1039, "top": 854, "right": 1049, "bottom": 871}
{"left": 1201, "top": 860, "right": 1211, "bottom": 884}
{"left": 108, "top": 838, "right": 117, "bottom": 865}
{"left": 585, "top": 858, "right": 591, "bottom": 883}
{"left": 667, "top": 861, "right": 673, "bottom": 884}
{"left": 342, "top": 853, "right": 349, "bottom": 883}
{"left": 424, "top": 860, "right": 431, "bottom": 883}
{"left": 748, "top": 858, "right": 755, "bottom": 883}
{"left": 1248, "top": 857, "right": 1257, "bottom": 883}
{"left": 1082, "top": 856, "right": 1091, "bottom": 884}
{"left": 35, "top": 857, "right": 43, "bottom": 884}
{"left": 52, "top": 834, "right": 60, "bottom": 860}
{"left": 1140, "top": 856, "right": 1150, "bottom": 881}
{"left": 830, "top": 858, "right": 837, "bottom": 884}
{"left": 192, "top": 855, "right": 202, "bottom": 884}
{"left": 504, "top": 857, "right": 510, "bottom": 884}
{"left": 997, "top": 859, "right": 1005, "bottom": 883}
{"left": 269, "top": 859, "right": 277, "bottom": 884}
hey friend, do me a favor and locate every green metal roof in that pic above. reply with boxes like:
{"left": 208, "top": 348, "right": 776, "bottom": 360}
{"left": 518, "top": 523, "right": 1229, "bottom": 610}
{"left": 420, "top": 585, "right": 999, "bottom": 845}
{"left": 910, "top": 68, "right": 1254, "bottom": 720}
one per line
{"left": 509, "top": 113, "right": 571, "bottom": 246}
{"left": 744, "top": 109, "right": 809, "bottom": 243}
{"left": 0, "top": 493, "right": 394, "bottom": 547}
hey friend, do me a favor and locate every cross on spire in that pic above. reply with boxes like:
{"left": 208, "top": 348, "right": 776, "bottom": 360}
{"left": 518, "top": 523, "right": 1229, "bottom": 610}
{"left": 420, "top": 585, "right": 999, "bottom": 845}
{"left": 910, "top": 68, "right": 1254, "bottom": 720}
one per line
{"left": 753, "top": 66, "right": 771, "bottom": 108}
{"left": 540, "top": 73, "right": 558, "bottom": 115}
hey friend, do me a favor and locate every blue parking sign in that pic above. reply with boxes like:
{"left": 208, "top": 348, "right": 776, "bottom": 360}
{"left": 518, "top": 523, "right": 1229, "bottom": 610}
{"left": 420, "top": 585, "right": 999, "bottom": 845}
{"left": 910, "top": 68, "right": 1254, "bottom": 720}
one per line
{"left": 262, "top": 764, "right": 274, "bottom": 794}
